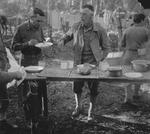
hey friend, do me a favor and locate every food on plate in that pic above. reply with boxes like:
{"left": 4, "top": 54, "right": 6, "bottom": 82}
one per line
{"left": 124, "top": 72, "right": 143, "bottom": 78}
{"left": 77, "top": 63, "right": 95, "bottom": 75}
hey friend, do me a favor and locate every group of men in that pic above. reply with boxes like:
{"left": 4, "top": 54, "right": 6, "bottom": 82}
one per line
{"left": 59, "top": 5, "right": 150, "bottom": 119}
{"left": 0, "top": 4, "right": 150, "bottom": 131}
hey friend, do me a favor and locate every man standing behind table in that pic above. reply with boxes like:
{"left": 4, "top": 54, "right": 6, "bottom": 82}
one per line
{"left": 59, "top": 4, "right": 108, "bottom": 120}
{"left": 120, "top": 13, "right": 150, "bottom": 103}
{"left": 11, "top": 8, "right": 47, "bottom": 123}
{"left": 11, "top": 7, "right": 45, "bottom": 52}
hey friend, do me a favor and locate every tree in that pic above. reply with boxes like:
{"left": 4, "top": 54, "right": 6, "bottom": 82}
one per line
{"left": 94, "top": 0, "right": 100, "bottom": 16}
{"left": 26, "top": 0, "right": 37, "bottom": 8}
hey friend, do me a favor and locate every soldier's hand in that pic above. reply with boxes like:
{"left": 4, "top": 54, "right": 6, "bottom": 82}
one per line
{"left": 28, "top": 39, "right": 38, "bottom": 46}
{"left": 13, "top": 71, "right": 24, "bottom": 80}
{"left": 13, "top": 67, "right": 26, "bottom": 80}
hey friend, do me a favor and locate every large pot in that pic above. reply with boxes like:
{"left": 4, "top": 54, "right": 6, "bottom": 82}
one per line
{"left": 131, "top": 60, "right": 150, "bottom": 72}
{"left": 21, "top": 46, "right": 42, "bottom": 67}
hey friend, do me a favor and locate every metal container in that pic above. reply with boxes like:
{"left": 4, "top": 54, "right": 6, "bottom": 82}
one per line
{"left": 105, "top": 52, "right": 123, "bottom": 66}
{"left": 131, "top": 60, "right": 150, "bottom": 72}
{"left": 107, "top": 66, "right": 122, "bottom": 77}
{"left": 21, "top": 46, "right": 42, "bottom": 67}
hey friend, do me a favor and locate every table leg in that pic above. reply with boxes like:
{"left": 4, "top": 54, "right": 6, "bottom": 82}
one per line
{"left": 41, "top": 80, "right": 48, "bottom": 117}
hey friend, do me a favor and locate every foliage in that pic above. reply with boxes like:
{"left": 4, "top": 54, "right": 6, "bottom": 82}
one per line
{"left": 103, "top": 0, "right": 123, "bottom": 11}
{"left": 0, "top": 0, "right": 143, "bottom": 18}
{"left": 0, "top": 0, "right": 27, "bottom": 16}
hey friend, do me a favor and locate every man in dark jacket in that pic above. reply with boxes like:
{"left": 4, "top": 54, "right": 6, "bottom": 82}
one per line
{"left": 11, "top": 8, "right": 47, "bottom": 123}
{"left": 60, "top": 4, "right": 108, "bottom": 120}
{"left": 11, "top": 7, "right": 45, "bottom": 52}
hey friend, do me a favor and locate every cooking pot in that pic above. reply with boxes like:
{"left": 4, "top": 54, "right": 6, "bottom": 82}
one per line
{"left": 107, "top": 66, "right": 122, "bottom": 77}
{"left": 21, "top": 46, "right": 42, "bottom": 67}
{"left": 131, "top": 60, "right": 150, "bottom": 72}
{"left": 22, "top": 46, "right": 41, "bottom": 55}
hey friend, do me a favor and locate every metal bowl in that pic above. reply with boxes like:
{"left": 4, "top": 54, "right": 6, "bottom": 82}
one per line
{"left": 131, "top": 60, "right": 150, "bottom": 72}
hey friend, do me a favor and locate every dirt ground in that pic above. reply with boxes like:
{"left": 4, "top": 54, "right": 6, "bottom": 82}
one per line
{"left": 5, "top": 44, "right": 150, "bottom": 134}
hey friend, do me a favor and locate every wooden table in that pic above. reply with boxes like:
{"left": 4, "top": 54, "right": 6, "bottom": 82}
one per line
{"left": 25, "top": 66, "right": 150, "bottom": 116}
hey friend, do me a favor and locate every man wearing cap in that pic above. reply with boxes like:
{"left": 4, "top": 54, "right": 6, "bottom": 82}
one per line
{"left": 59, "top": 4, "right": 108, "bottom": 120}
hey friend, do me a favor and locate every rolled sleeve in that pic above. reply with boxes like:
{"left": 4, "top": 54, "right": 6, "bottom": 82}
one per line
{"left": 0, "top": 71, "right": 16, "bottom": 84}
{"left": 99, "top": 29, "right": 109, "bottom": 60}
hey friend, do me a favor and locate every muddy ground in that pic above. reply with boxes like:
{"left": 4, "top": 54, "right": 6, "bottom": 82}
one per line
{"left": 5, "top": 44, "right": 150, "bottom": 134}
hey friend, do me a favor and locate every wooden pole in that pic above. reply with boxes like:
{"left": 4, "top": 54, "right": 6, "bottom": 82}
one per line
{"left": 94, "top": 0, "right": 100, "bottom": 17}
{"left": 80, "top": 0, "right": 86, "bottom": 11}
{"left": 31, "top": 0, "right": 36, "bottom": 8}
{"left": 47, "top": 0, "right": 53, "bottom": 42}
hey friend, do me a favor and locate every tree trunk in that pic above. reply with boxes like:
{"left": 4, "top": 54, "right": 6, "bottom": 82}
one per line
{"left": 31, "top": 0, "right": 36, "bottom": 8}
{"left": 116, "top": 16, "right": 122, "bottom": 41}
{"left": 47, "top": 0, "right": 53, "bottom": 41}
{"left": 94, "top": 0, "right": 100, "bottom": 16}
{"left": 80, "top": 0, "right": 86, "bottom": 11}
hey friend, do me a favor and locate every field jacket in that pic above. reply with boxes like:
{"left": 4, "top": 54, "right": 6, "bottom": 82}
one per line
{"left": 63, "top": 22, "right": 108, "bottom": 65}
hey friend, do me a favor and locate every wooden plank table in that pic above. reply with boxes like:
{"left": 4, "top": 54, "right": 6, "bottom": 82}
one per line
{"left": 36, "top": 66, "right": 150, "bottom": 82}
{"left": 25, "top": 66, "right": 150, "bottom": 116}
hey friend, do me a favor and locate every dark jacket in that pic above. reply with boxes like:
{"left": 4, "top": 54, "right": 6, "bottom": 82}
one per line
{"left": 11, "top": 21, "right": 45, "bottom": 51}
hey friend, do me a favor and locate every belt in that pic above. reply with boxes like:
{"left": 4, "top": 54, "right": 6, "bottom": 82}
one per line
{"left": 82, "top": 52, "right": 93, "bottom": 55}
{"left": 127, "top": 49, "right": 138, "bottom": 52}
